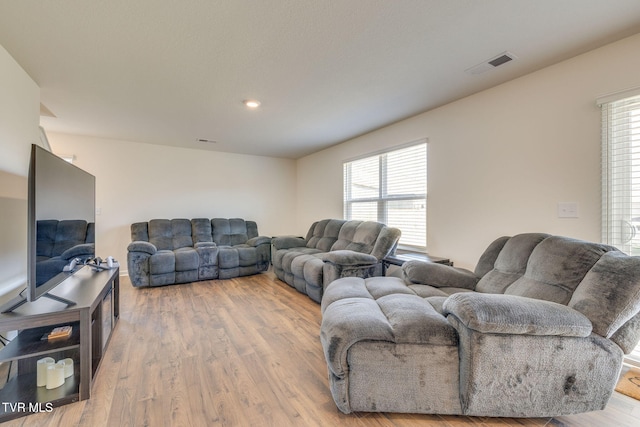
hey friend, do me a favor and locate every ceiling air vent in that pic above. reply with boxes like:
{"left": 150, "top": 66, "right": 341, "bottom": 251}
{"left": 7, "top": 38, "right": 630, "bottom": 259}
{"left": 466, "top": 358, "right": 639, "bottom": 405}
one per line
{"left": 465, "top": 52, "right": 517, "bottom": 75}
{"left": 197, "top": 138, "right": 217, "bottom": 144}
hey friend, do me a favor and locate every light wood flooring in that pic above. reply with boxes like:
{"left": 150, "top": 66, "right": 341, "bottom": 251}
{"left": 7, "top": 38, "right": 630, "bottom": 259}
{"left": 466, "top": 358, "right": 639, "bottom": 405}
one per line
{"left": 4, "top": 271, "right": 640, "bottom": 426}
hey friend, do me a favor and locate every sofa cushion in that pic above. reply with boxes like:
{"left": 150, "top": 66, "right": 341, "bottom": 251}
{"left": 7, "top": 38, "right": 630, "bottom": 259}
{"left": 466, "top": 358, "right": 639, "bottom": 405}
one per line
{"left": 475, "top": 233, "right": 548, "bottom": 294}
{"left": 148, "top": 219, "right": 173, "bottom": 251}
{"left": 569, "top": 251, "right": 640, "bottom": 338}
{"left": 174, "top": 247, "right": 199, "bottom": 272}
{"left": 149, "top": 250, "right": 175, "bottom": 275}
{"left": 290, "top": 254, "right": 318, "bottom": 279}
{"left": 52, "top": 220, "right": 89, "bottom": 257}
{"left": 505, "top": 236, "right": 615, "bottom": 304}
{"left": 321, "top": 279, "right": 458, "bottom": 378}
{"left": 171, "top": 219, "right": 194, "bottom": 249}
{"left": 306, "top": 219, "right": 345, "bottom": 251}
{"left": 444, "top": 293, "right": 592, "bottom": 337}
{"left": 407, "top": 285, "right": 450, "bottom": 298}
{"left": 131, "top": 221, "right": 149, "bottom": 242}
{"left": 403, "top": 260, "right": 478, "bottom": 290}
{"left": 473, "top": 236, "right": 510, "bottom": 278}
{"left": 331, "top": 221, "right": 383, "bottom": 254}
{"left": 191, "top": 218, "right": 213, "bottom": 244}
{"left": 610, "top": 312, "right": 640, "bottom": 354}
{"left": 36, "top": 220, "right": 59, "bottom": 258}
{"left": 212, "top": 218, "right": 249, "bottom": 246}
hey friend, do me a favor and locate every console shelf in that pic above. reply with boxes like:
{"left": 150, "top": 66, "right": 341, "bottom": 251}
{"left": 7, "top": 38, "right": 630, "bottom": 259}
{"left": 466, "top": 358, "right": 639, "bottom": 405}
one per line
{"left": 0, "top": 266, "right": 119, "bottom": 422}
{"left": 0, "top": 322, "right": 81, "bottom": 362}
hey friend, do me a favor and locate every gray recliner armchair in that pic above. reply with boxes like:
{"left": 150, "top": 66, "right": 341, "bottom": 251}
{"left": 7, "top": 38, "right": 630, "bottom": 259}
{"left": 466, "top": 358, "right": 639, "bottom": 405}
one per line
{"left": 320, "top": 233, "right": 640, "bottom": 417}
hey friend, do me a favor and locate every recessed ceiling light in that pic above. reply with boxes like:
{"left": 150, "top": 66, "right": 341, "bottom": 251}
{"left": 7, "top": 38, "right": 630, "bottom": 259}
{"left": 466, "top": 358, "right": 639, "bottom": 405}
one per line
{"left": 243, "top": 99, "right": 261, "bottom": 109}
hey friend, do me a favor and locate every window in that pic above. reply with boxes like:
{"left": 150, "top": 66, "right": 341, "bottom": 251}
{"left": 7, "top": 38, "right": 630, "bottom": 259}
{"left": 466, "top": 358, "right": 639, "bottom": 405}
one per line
{"left": 343, "top": 141, "right": 427, "bottom": 250}
{"left": 600, "top": 90, "right": 640, "bottom": 256}
{"left": 599, "top": 89, "right": 640, "bottom": 367}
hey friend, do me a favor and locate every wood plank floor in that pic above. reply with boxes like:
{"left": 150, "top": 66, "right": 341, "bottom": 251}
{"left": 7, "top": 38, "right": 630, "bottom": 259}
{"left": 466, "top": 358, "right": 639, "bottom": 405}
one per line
{"left": 4, "top": 270, "right": 640, "bottom": 426}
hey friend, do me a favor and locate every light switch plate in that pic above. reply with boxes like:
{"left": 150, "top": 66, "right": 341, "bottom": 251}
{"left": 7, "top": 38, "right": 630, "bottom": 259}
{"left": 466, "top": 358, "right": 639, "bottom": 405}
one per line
{"left": 558, "top": 202, "right": 579, "bottom": 218}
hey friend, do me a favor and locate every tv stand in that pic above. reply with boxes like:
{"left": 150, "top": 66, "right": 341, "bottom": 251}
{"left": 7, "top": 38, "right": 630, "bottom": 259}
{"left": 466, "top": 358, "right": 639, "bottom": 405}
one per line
{"left": 0, "top": 266, "right": 119, "bottom": 422}
{"left": 0, "top": 286, "right": 78, "bottom": 315}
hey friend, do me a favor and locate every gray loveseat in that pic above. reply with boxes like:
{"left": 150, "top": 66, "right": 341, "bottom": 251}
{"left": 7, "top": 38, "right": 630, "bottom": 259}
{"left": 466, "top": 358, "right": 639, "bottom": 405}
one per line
{"left": 320, "top": 233, "right": 640, "bottom": 417}
{"left": 272, "top": 219, "right": 401, "bottom": 303}
{"left": 127, "top": 218, "right": 271, "bottom": 287}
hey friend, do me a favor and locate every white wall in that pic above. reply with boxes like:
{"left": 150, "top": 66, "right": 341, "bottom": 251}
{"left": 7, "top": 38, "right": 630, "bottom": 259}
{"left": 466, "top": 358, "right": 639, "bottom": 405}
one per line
{"left": 46, "top": 134, "right": 297, "bottom": 271}
{"left": 296, "top": 33, "right": 640, "bottom": 269}
{"left": 0, "top": 44, "right": 40, "bottom": 301}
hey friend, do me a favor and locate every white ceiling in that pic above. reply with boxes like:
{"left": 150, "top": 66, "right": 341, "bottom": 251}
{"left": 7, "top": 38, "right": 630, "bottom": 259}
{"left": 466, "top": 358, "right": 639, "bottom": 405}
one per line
{"left": 1, "top": 1, "right": 640, "bottom": 159}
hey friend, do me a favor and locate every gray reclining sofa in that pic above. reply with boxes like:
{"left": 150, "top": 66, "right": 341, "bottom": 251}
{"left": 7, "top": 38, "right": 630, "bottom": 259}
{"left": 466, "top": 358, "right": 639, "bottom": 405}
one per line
{"left": 127, "top": 218, "right": 271, "bottom": 287}
{"left": 272, "top": 219, "right": 401, "bottom": 303}
{"left": 320, "top": 233, "right": 640, "bottom": 417}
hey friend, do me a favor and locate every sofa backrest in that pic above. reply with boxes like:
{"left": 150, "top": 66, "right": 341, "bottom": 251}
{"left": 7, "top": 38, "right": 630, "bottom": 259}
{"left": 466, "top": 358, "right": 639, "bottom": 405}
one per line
{"left": 147, "top": 219, "right": 193, "bottom": 251}
{"left": 192, "top": 218, "right": 213, "bottom": 244}
{"left": 475, "top": 233, "right": 549, "bottom": 294}
{"left": 212, "top": 218, "right": 256, "bottom": 246}
{"left": 330, "top": 220, "right": 381, "bottom": 253}
{"left": 503, "top": 236, "right": 616, "bottom": 304}
{"left": 305, "top": 219, "right": 346, "bottom": 251}
{"left": 568, "top": 251, "right": 640, "bottom": 352}
{"left": 131, "top": 218, "right": 261, "bottom": 250}
{"left": 37, "top": 219, "right": 91, "bottom": 258}
{"left": 304, "top": 219, "right": 401, "bottom": 260}
{"left": 474, "top": 233, "right": 640, "bottom": 352}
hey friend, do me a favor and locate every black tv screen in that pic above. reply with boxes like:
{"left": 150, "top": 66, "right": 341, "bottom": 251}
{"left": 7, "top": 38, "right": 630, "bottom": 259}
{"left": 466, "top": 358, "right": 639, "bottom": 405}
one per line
{"left": 28, "top": 144, "right": 95, "bottom": 302}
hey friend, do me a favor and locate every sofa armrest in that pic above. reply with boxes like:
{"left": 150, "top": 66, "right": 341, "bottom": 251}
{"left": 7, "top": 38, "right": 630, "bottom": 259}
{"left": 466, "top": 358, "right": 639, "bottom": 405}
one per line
{"left": 322, "top": 250, "right": 380, "bottom": 285}
{"left": 443, "top": 293, "right": 592, "bottom": 337}
{"left": 402, "top": 260, "right": 479, "bottom": 290}
{"left": 127, "top": 241, "right": 158, "bottom": 255}
{"left": 272, "top": 236, "right": 307, "bottom": 250}
{"left": 322, "top": 250, "right": 378, "bottom": 267}
{"left": 321, "top": 297, "right": 395, "bottom": 378}
{"left": 60, "top": 243, "right": 95, "bottom": 261}
{"left": 246, "top": 236, "right": 271, "bottom": 247}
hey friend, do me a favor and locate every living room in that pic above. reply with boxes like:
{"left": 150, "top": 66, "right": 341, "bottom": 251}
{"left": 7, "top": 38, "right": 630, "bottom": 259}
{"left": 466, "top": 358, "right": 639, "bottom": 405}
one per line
{"left": 2, "top": 1, "right": 640, "bottom": 426}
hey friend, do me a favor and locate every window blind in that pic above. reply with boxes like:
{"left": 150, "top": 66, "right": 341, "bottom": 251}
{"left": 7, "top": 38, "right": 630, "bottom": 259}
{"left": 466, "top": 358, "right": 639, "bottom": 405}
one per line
{"left": 600, "top": 91, "right": 640, "bottom": 366}
{"left": 600, "top": 93, "right": 640, "bottom": 255}
{"left": 343, "top": 141, "right": 427, "bottom": 250}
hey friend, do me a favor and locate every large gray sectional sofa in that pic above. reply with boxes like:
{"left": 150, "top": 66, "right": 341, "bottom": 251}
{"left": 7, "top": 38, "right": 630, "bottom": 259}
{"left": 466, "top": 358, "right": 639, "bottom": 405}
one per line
{"left": 127, "top": 218, "right": 271, "bottom": 287}
{"left": 272, "top": 219, "right": 401, "bottom": 303}
{"left": 320, "top": 233, "right": 640, "bottom": 417}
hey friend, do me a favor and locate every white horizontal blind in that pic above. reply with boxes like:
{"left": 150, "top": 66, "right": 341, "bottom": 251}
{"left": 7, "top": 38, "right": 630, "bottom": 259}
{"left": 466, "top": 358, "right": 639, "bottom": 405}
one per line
{"left": 343, "top": 141, "right": 427, "bottom": 250}
{"left": 600, "top": 92, "right": 640, "bottom": 366}
{"left": 601, "top": 94, "right": 640, "bottom": 255}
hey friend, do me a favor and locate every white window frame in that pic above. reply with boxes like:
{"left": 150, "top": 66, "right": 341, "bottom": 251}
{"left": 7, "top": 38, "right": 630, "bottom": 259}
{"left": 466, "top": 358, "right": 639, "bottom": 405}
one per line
{"left": 598, "top": 87, "right": 640, "bottom": 367}
{"left": 343, "top": 139, "right": 427, "bottom": 251}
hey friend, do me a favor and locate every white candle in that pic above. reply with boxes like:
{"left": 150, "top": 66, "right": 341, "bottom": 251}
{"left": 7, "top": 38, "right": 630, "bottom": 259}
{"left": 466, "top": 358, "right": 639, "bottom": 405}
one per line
{"left": 60, "top": 358, "right": 74, "bottom": 378}
{"left": 36, "top": 357, "right": 55, "bottom": 387}
{"left": 46, "top": 363, "right": 65, "bottom": 389}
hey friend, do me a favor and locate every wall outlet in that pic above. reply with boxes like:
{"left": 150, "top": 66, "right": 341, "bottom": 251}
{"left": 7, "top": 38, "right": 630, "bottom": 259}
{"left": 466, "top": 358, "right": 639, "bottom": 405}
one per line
{"left": 558, "top": 202, "right": 578, "bottom": 218}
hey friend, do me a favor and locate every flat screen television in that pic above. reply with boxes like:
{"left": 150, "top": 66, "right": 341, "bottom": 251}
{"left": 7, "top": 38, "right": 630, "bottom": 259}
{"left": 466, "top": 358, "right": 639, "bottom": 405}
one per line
{"left": 1, "top": 144, "right": 95, "bottom": 312}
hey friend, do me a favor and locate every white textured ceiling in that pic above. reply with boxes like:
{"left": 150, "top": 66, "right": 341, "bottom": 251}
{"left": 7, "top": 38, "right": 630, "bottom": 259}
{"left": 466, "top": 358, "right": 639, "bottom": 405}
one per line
{"left": 1, "top": 1, "right": 640, "bottom": 159}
